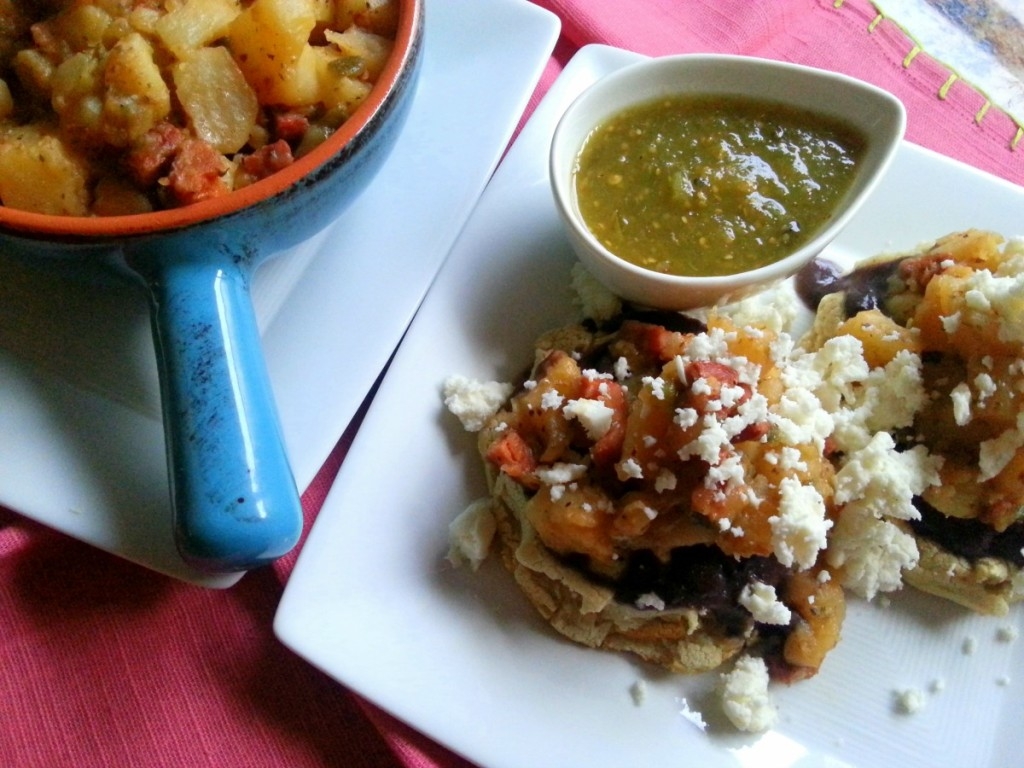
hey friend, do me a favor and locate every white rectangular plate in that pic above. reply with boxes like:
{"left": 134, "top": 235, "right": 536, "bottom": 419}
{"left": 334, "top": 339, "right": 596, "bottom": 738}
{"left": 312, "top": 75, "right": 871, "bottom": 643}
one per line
{"left": 0, "top": 0, "right": 559, "bottom": 587}
{"left": 276, "top": 45, "right": 1024, "bottom": 768}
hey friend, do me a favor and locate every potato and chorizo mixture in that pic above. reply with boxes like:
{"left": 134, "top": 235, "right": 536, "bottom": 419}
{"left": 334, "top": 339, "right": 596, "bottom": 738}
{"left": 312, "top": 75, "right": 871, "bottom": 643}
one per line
{"left": 803, "top": 229, "right": 1024, "bottom": 615}
{"left": 0, "top": 0, "right": 398, "bottom": 216}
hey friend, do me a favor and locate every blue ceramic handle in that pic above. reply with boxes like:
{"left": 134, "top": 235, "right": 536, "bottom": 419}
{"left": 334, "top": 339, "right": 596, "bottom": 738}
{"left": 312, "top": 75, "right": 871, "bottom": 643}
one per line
{"left": 142, "top": 254, "right": 302, "bottom": 572}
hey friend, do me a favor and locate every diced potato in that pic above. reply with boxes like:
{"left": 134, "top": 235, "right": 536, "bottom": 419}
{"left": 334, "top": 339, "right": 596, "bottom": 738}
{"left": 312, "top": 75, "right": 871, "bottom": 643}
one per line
{"left": 334, "top": 0, "right": 398, "bottom": 36}
{"left": 50, "top": 52, "right": 104, "bottom": 140}
{"left": 0, "top": 127, "right": 91, "bottom": 215}
{"left": 12, "top": 48, "right": 55, "bottom": 100}
{"left": 101, "top": 32, "right": 171, "bottom": 145}
{"left": 100, "top": 16, "right": 135, "bottom": 49}
{"left": 52, "top": 5, "right": 114, "bottom": 52}
{"left": 325, "top": 26, "right": 393, "bottom": 80}
{"left": 155, "top": 0, "right": 241, "bottom": 60}
{"left": 128, "top": 7, "right": 162, "bottom": 36}
{"left": 834, "top": 308, "right": 921, "bottom": 369}
{"left": 228, "top": 0, "right": 317, "bottom": 102}
{"left": 173, "top": 46, "right": 257, "bottom": 153}
{"left": 269, "top": 44, "right": 321, "bottom": 107}
{"left": 928, "top": 229, "right": 1004, "bottom": 272}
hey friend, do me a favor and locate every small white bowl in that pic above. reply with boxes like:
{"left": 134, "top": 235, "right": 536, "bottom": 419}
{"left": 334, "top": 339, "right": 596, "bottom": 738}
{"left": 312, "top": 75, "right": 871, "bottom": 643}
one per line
{"left": 550, "top": 54, "right": 906, "bottom": 309}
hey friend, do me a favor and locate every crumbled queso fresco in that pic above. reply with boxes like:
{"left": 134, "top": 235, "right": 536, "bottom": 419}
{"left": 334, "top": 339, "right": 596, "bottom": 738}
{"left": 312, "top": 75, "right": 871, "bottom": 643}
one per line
{"left": 720, "top": 655, "right": 778, "bottom": 732}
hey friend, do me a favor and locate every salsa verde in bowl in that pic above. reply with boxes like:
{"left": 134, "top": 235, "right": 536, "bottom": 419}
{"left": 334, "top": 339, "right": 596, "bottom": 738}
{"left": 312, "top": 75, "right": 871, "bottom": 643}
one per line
{"left": 550, "top": 54, "right": 906, "bottom": 309}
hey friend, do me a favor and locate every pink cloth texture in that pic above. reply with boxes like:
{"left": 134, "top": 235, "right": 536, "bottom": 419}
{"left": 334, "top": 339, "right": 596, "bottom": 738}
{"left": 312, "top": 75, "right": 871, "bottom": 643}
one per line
{"left": 2, "top": 1, "right": 1021, "bottom": 767}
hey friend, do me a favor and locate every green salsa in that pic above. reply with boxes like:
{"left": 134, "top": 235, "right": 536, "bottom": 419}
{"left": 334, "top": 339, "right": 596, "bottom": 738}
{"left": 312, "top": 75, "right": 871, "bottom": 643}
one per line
{"left": 573, "top": 94, "right": 866, "bottom": 277}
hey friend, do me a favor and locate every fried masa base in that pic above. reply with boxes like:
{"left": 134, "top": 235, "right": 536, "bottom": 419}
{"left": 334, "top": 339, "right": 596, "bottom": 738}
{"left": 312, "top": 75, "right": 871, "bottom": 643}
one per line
{"left": 900, "top": 527, "right": 1023, "bottom": 617}
{"left": 481, "top": 431, "right": 748, "bottom": 675}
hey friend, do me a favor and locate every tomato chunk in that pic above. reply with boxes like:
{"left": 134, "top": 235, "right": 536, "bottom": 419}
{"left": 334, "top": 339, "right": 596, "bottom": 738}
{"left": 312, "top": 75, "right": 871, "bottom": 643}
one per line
{"left": 485, "top": 430, "right": 537, "bottom": 482}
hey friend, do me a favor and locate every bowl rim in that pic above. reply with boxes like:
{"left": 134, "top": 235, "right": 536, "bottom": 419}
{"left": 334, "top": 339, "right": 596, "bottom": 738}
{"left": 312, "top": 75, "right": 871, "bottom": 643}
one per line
{"left": 0, "top": 0, "right": 423, "bottom": 239}
{"left": 549, "top": 53, "right": 907, "bottom": 304}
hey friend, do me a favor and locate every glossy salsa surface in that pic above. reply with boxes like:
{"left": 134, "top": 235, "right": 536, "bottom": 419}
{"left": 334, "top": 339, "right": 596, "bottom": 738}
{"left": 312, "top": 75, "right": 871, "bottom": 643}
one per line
{"left": 573, "top": 94, "right": 866, "bottom": 277}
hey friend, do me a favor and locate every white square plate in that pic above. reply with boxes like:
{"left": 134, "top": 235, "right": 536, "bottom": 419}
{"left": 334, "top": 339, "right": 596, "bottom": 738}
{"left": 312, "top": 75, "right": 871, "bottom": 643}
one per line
{"left": 276, "top": 45, "right": 1024, "bottom": 768}
{"left": 0, "top": 0, "right": 559, "bottom": 587}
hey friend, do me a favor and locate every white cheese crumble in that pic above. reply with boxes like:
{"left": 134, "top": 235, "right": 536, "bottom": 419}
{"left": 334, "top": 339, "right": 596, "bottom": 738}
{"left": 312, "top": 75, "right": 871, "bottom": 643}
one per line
{"left": 705, "top": 452, "right": 747, "bottom": 492}
{"left": 685, "top": 326, "right": 734, "bottom": 361}
{"left": 571, "top": 261, "right": 622, "bottom": 322}
{"left": 616, "top": 457, "right": 644, "bottom": 481}
{"left": 718, "top": 383, "right": 747, "bottom": 409}
{"left": 739, "top": 582, "right": 792, "bottom": 625}
{"left": 827, "top": 513, "right": 918, "bottom": 600}
{"left": 540, "top": 389, "right": 565, "bottom": 410}
{"left": 654, "top": 469, "right": 677, "bottom": 493}
{"left": 950, "top": 382, "right": 972, "bottom": 426}
{"left": 769, "top": 478, "right": 831, "bottom": 571}
{"left": 613, "top": 356, "right": 631, "bottom": 381}
{"left": 735, "top": 392, "right": 769, "bottom": 430}
{"left": 690, "top": 377, "right": 713, "bottom": 397}
{"left": 809, "top": 334, "right": 871, "bottom": 397}
{"left": 974, "top": 372, "right": 997, "bottom": 402}
{"left": 442, "top": 375, "right": 513, "bottom": 432}
{"left": 719, "top": 287, "right": 801, "bottom": 333}
{"left": 776, "top": 446, "right": 808, "bottom": 472}
{"left": 644, "top": 376, "right": 667, "bottom": 400}
{"left": 940, "top": 311, "right": 962, "bottom": 334}
{"left": 996, "top": 625, "right": 1019, "bottom": 643}
{"left": 446, "top": 498, "right": 497, "bottom": 571}
{"left": 635, "top": 592, "right": 666, "bottom": 610}
{"left": 563, "top": 397, "right": 614, "bottom": 440}
{"left": 719, "top": 655, "right": 778, "bottom": 733}
{"left": 674, "top": 407, "right": 699, "bottom": 429}
{"left": 535, "top": 463, "right": 588, "bottom": 486}
{"left": 833, "top": 434, "right": 940, "bottom": 522}
{"left": 797, "top": 332, "right": 926, "bottom": 455}
{"left": 894, "top": 687, "right": 926, "bottom": 714}
{"left": 770, "top": 384, "right": 834, "bottom": 452}
{"left": 960, "top": 267, "right": 1024, "bottom": 344}
{"left": 978, "top": 412, "right": 1024, "bottom": 481}
{"left": 678, "top": 415, "right": 732, "bottom": 464}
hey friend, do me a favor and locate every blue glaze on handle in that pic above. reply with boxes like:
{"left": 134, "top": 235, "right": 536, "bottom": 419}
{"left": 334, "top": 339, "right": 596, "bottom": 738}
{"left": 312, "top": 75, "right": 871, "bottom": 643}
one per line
{"left": 140, "top": 250, "right": 300, "bottom": 572}
{"left": 0, "top": 10, "right": 423, "bottom": 573}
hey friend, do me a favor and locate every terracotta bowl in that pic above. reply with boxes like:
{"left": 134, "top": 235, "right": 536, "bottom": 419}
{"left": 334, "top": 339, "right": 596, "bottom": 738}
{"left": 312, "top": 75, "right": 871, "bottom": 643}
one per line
{"left": 550, "top": 54, "right": 906, "bottom": 309}
{"left": 0, "top": 0, "right": 424, "bottom": 572}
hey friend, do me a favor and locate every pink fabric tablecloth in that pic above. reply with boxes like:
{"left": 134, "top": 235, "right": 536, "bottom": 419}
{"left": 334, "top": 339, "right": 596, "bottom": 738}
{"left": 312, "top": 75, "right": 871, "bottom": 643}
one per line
{"left": 3, "top": 2, "right": 1022, "bottom": 767}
